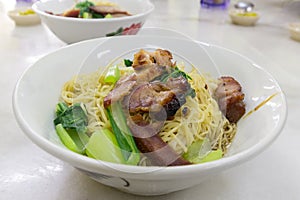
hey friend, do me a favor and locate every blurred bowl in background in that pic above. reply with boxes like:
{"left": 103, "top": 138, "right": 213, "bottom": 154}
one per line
{"left": 229, "top": 9, "right": 259, "bottom": 26}
{"left": 32, "top": 0, "right": 154, "bottom": 43}
{"left": 8, "top": 7, "right": 41, "bottom": 26}
{"left": 288, "top": 23, "right": 300, "bottom": 42}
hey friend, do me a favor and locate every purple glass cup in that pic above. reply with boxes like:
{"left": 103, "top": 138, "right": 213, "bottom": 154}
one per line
{"left": 200, "top": 0, "right": 230, "bottom": 9}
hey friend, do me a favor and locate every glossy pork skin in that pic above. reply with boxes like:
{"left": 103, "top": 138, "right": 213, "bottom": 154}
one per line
{"left": 215, "top": 76, "right": 246, "bottom": 123}
{"left": 104, "top": 49, "right": 192, "bottom": 166}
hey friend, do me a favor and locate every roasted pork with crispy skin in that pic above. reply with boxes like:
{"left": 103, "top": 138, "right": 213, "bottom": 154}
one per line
{"left": 104, "top": 49, "right": 196, "bottom": 166}
{"left": 133, "top": 134, "right": 191, "bottom": 166}
{"left": 128, "top": 82, "right": 175, "bottom": 114}
{"left": 135, "top": 64, "right": 168, "bottom": 83}
{"left": 128, "top": 120, "right": 191, "bottom": 166}
{"left": 128, "top": 82, "right": 183, "bottom": 119}
{"left": 215, "top": 76, "right": 245, "bottom": 123}
{"left": 132, "top": 49, "right": 174, "bottom": 69}
{"left": 104, "top": 49, "right": 176, "bottom": 109}
{"left": 104, "top": 74, "right": 137, "bottom": 108}
{"left": 89, "top": 6, "right": 131, "bottom": 17}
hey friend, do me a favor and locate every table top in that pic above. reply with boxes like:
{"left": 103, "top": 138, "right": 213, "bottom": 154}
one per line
{"left": 1, "top": 0, "right": 300, "bottom": 199}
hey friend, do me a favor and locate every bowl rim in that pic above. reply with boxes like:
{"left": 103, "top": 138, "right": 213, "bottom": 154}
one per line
{"left": 12, "top": 36, "right": 287, "bottom": 179}
{"left": 32, "top": 0, "right": 154, "bottom": 23}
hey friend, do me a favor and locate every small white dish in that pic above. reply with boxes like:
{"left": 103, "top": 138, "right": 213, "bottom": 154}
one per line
{"left": 8, "top": 7, "right": 41, "bottom": 26}
{"left": 288, "top": 23, "right": 300, "bottom": 42}
{"left": 229, "top": 9, "right": 259, "bottom": 26}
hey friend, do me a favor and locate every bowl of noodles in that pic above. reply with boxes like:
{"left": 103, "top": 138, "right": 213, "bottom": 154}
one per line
{"left": 13, "top": 35, "right": 287, "bottom": 195}
{"left": 32, "top": 0, "right": 154, "bottom": 43}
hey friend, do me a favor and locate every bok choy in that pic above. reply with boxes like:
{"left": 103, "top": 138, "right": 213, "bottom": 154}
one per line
{"left": 183, "top": 139, "right": 223, "bottom": 164}
{"left": 54, "top": 102, "right": 89, "bottom": 154}
{"left": 86, "top": 129, "right": 125, "bottom": 164}
{"left": 106, "top": 102, "right": 140, "bottom": 165}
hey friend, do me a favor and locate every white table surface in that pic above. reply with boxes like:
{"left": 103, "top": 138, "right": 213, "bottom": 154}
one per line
{"left": 1, "top": 0, "right": 300, "bottom": 199}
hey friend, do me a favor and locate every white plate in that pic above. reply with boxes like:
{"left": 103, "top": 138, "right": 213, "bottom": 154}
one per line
{"left": 13, "top": 36, "right": 287, "bottom": 195}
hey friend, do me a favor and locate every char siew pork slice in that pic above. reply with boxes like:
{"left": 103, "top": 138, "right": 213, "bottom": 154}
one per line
{"left": 104, "top": 74, "right": 137, "bottom": 108}
{"left": 104, "top": 49, "right": 194, "bottom": 166}
{"left": 133, "top": 134, "right": 191, "bottom": 166}
{"left": 135, "top": 64, "right": 168, "bottom": 83}
{"left": 128, "top": 120, "right": 191, "bottom": 166}
{"left": 89, "top": 5, "right": 131, "bottom": 17}
{"left": 103, "top": 64, "right": 169, "bottom": 109}
{"left": 127, "top": 82, "right": 181, "bottom": 119}
{"left": 215, "top": 76, "right": 246, "bottom": 123}
{"left": 132, "top": 49, "right": 174, "bottom": 70}
{"left": 104, "top": 54, "right": 173, "bottom": 109}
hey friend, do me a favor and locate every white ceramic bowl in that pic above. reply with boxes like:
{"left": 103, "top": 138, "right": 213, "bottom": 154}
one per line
{"left": 8, "top": 7, "right": 41, "bottom": 26}
{"left": 13, "top": 35, "right": 287, "bottom": 196}
{"left": 32, "top": 0, "right": 154, "bottom": 43}
{"left": 288, "top": 23, "right": 300, "bottom": 42}
{"left": 229, "top": 10, "right": 259, "bottom": 26}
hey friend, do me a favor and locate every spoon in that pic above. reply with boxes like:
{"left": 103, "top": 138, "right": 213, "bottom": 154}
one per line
{"left": 234, "top": 1, "right": 255, "bottom": 12}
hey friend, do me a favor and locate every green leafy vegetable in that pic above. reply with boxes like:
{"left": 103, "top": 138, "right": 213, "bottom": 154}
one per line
{"left": 54, "top": 102, "right": 90, "bottom": 154}
{"left": 67, "top": 128, "right": 89, "bottom": 152}
{"left": 106, "top": 27, "right": 123, "bottom": 37}
{"left": 75, "top": 0, "right": 95, "bottom": 9}
{"left": 175, "top": 66, "right": 192, "bottom": 80}
{"left": 54, "top": 102, "right": 88, "bottom": 133}
{"left": 157, "top": 67, "right": 195, "bottom": 98}
{"left": 55, "top": 102, "right": 68, "bottom": 115}
{"left": 183, "top": 139, "right": 223, "bottom": 164}
{"left": 91, "top": 12, "right": 104, "bottom": 18}
{"left": 161, "top": 66, "right": 192, "bottom": 82}
{"left": 200, "top": 149, "right": 223, "bottom": 163}
{"left": 75, "top": 0, "right": 95, "bottom": 18}
{"left": 186, "top": 87, "right": 196, "bottom": 98}
{"left": 75, "top": 0, "right": 104, "bottom": 18}
{"left": 55, "top": 124, "right": 83, "bottom": 153}
{"left": 105, "top": 13, "right": 113, "bottom": 18}
{"left": 107, "top": 102, "right": 140, "bottom": 165}
{"left": 124, "top": 59, "right": 133, "bottom": 67}
{"left": 82, "top": 12, "right": 92, "bottom": 18}
{"left": 104, "top": 65, "right": 120, "bottom": 84}
{"left": 86, "top": 129, "right": 125, "bottom": 164}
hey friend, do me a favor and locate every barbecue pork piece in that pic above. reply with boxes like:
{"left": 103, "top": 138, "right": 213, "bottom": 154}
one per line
{"left": 215, "top": 76, "right": 245, "bottom": 123}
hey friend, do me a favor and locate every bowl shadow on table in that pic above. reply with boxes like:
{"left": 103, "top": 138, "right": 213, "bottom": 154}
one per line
{"left": 57, "top": 168, "right": 232, "bottom": 199}
{"left": 54, "top": 166, "right": 120, "bottom": 199}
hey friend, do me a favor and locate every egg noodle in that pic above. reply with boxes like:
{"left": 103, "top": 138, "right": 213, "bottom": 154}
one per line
{"left": 60, "top": 65, "right": 237, "bottom": 161}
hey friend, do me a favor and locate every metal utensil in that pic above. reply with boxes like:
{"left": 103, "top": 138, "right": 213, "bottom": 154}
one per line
{"left": 234, "top": 1, "right": 255, "bottom": 12}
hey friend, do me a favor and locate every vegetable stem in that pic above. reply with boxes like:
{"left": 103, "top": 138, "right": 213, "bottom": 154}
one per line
{"left": 86, "top": 129, "right": 125, "bottom": 164}
{"left": 183, "top": 139, "right": 223, "bottom": 164}
{"left": 54, "top": 102, "right": 89, "bottom": 154}
{"left": 55, "top": 124, "right": 83, "bottom": 154}
{"left": 107, "top": 102, "right": 140, "bottom": 165}
{"left": 104, "top": 65, "right": 120, "bottom": 84}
